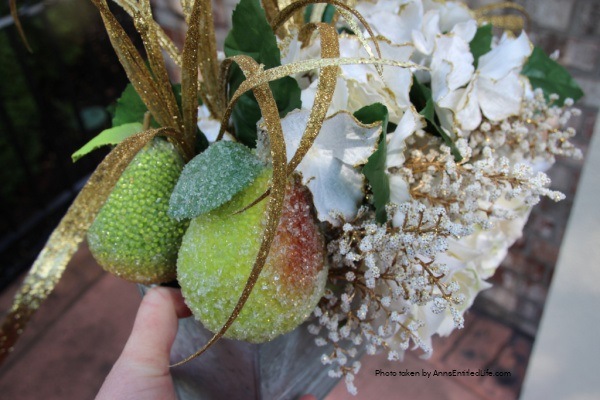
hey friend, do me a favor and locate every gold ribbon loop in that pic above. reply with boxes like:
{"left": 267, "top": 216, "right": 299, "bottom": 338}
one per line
{"left": 231, "top": 22, "right": 342, "bottom": 215}
{"left": 473, "top": 2, "right": 530, "bottom": 32}
{"left": 272, "top": 0, "right": 384, "bottom": 77}
{"left": 112, "top": 0, "right": 183, "bottom": 67}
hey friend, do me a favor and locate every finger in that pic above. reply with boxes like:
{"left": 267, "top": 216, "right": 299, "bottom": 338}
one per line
{"left": 96, "top": 286, "right": 184, "bottom": 400}
{"left": 120, "top": 286, "right": 184, "bottom": 369}
{"left": 170, "top": 286, "right": 193, "bottom": 319}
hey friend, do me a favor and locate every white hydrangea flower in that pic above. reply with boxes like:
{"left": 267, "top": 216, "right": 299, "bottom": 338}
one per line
{"left": 437, "top": 31, "right": 533, "bottom": 131}
{"left": 429, "top": 32, "right": 475, "bottom": 130}
{"left": 276, "top": 109, "right": 381, "bottom": 225}
{"left": 452, "top": 196, "right": 532, "bottom": 280}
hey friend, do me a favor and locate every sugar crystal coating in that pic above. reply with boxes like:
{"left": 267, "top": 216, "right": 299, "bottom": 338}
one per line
{"left": 177, "top": 168, "right": 328, "bottom": 342}
{"left": 87, "top": 138, "right": 187, "bottom": 284}
{"left": 168, "top": 141, "right": 265, "bottom": 220}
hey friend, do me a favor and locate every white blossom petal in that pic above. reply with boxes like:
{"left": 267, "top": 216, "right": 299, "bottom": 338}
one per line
{"left": 439, "top": 81, "right": 482, "bottom": 131}
{"left": 389, "top": 174, "right": 411, "bottom": 205}
{"left": 478, "top": 31, "right": 532, "bottom": 81}
{"left": 387, "top": 109, "right": 420, "bottom": 168}
{"left": 301, "top": 156, "right": 366, "bottom": 225}
{"left": 430, "top": 35, "right": 474, "bottom": 103}
{"left": 451, "top": 20, "right": 477, "bottom": 43}
{"left": 197, "top": 105, "right": 233, "bottom": 142}
{"left": 411, "top": 10, "right": 440, "bottom": 55}
{"left": 278, "top": 110, "right": 380, "bottom": 225}
{"left": 478, "top": 72, "right": 525, "bottom": 122}
{"left": 314, "top": 112, "right": 381, "bottom": 166}
{"left": 301, "top": 77, "right": 349, "bottom": 116}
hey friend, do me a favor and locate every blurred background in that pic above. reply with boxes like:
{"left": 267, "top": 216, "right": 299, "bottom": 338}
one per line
{"left": 0, "top": 0, "right": 598, "bottom": 398}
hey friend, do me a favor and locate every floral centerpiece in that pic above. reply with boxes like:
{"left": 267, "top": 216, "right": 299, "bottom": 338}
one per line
{"left": 1, "top": 0, "right": 583, "bottom": 397}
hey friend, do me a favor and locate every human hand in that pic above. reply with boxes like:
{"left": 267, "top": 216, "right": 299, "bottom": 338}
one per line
{"left": 96, "top": 286, "right": 191, "bottom": 400}
{"left": 96, "top": 286, "right": 317, "bottom": 400}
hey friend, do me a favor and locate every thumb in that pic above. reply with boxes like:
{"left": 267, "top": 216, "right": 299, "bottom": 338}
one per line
{"left": 96, "top": 286, "right": 190, "bottom": 400}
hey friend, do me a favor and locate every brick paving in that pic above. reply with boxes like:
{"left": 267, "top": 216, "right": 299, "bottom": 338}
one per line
{"left": 1, "top": 0, "right": 598, "bottom": 399}
{"left": 0, "top": 244, "right": 533, "bottom": 400}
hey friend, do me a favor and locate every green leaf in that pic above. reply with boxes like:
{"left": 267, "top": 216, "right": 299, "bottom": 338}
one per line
{"left": 322, "top": 4, "right": 336, "bottom": 23}
{"left": 168, "top": 141, "right": 265, "bottom": 220}
{"left": 355, "top": 103, "right": 389, "bottom": 224}
{"left": 522, "top": 46, "right": 584, "bottom": 106}
{"left": 303, "top": 3, "right": 335, "bottom": 23}
{"left": 224, "top": 0, "right": 301, "bottom": 147}
{"left": 112, "top": 83, "right": 187, "bottom": 127}
{"left": 409, "top": 76, "right": 463, "bottom": 161}
{"left": 470, "top": 24, "right": 493, "bottom": 69}
{"left": 71, "top": 122, "right": 143, "bottom": 162}
{"left": 304, "top": 4, "right": 314, "bottom": 23}
{"left": 230, "top": 77, "right": 301, "bottom": 146}
{"left": 112, "top": 84, "right": 157, "bottom": 127}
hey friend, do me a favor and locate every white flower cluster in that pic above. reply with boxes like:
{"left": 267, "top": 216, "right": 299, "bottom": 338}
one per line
{"left": 279, "top": 0, "right": 582, "bottom": 394}
{"left": 196, "top": 0, "right": 582, "bottom": 394}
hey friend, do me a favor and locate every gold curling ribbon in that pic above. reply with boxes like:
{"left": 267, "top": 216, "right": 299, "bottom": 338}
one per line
{"left": 171, "top": 55, "right": 288, "bottom": 366}
{"left": 273, "top": 0, "right": 384, "bottom": 78}
{"left": 473, "top": 2, "right": 530, "bottom": 32}
{"left": 111, "top": 0, "right": 182, "bottom": 67}
{"left": 262, "top": 0, "right": 282, "bottom": 33}
{"left": 226, "top": 21, "right": 342, "bottom": 214}
{"left": 286, "top": 22, "right": 339, "bottom": 174}
{"left": 134, "top": 0, "right": 184, "bottom": 132}
{"left": 185, "top": 0, "right": 223, "bottom": 121}
{"left": 181, "top": 0, "right": 205, "bottom": 152}
{"left": 8, "top": 0, "right": 32, "bottom": 52}
{"left": 91, "top": 0, "right": 185, "bottom": 139}
{"left": 0, "top": 128, "right": 186, "bottom": 364}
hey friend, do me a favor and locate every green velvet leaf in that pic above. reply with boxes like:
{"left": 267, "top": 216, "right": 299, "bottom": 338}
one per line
{"left": 224, "top": 0, "right": 301, "bottom": 147}
{"left": 522, "top": 46, "right": 584, "bottom": 106}
{"left": 470, "top": 24, "right": 493, "bottom": 69}
{"left": 410, "top": 76, "right": 463, "bottom": 161}
{"left": 71, "top": 122, "right": 143, "bottom": 162}
{"left": 355, "top": 103, "right": 389, "bottom": 224}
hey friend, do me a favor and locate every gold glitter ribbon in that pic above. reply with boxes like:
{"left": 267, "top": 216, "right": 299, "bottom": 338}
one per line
{"left": 134, "top": 0, "right": 183, "bottom": 130}
{"left": 91, "top": 0, "right": 187, "bottom": 143}
{"left": 182, "top": 0, "right": 223, "bottom": 127}
{"left": 0, "top": 128, "right": 185, "bottom": 363}
{"left": 224, "top": 21, "right": 342, "bottom": 214}
{"left": 111, "top": 0, "right": 182, "bottom": 67}
{"left": 473, "top": 2, "right": 530, "bottom": 32}
{"left": 8, "top": 0, "right": 31, "bottom": 52}
{"left": 272, "top": 0, "right": 384, "bottom": 76}
{"left": 172, "top": 55, "right": 288, "bottom": 366}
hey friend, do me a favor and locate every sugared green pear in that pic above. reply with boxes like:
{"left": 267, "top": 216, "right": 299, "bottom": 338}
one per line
{"left": 177, "top": 168, "right": 328, "bottom": 342}
{"left": 87, "top": 137, "right": 188, "bottom": 284}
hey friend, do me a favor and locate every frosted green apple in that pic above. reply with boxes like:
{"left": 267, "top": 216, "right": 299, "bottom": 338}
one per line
{"left": 177, "top": 168, "right": 328, "bottom": 343}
